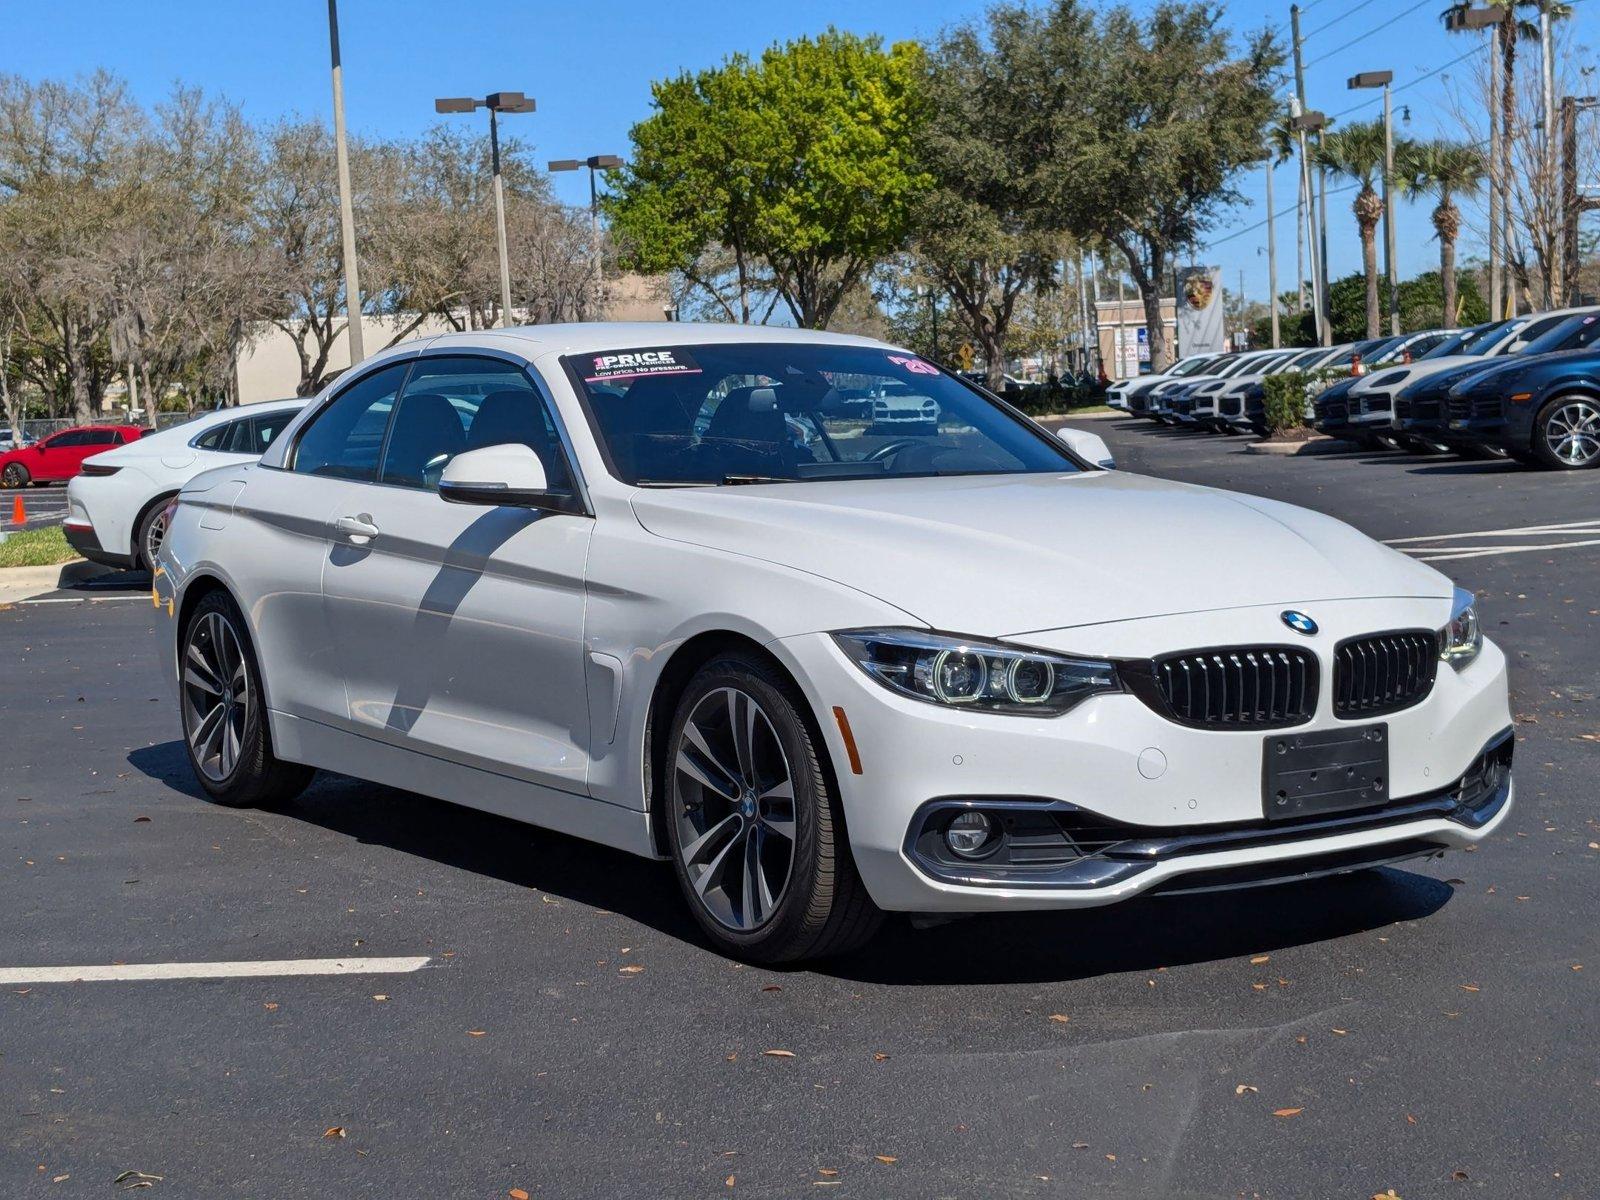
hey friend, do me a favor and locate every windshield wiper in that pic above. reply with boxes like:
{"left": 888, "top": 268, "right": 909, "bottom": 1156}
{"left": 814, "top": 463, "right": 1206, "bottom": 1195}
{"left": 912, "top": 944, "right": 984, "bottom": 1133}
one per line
{"left": 719, "top": 474, "right": 794, "bottom": 485}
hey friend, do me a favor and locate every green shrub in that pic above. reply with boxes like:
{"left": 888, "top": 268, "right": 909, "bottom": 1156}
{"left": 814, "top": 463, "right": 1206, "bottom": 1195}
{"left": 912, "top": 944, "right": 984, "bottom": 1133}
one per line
{"left": 1262, "top": 370, "right": 1311, "bottom": 436}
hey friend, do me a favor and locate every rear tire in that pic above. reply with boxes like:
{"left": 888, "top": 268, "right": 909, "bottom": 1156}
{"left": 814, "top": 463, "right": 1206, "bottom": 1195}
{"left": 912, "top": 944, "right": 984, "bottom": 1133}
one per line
{"left": 1, "top": 463, "right": 28, "bottom": 488}
{"left": 135, "top": 496, "right": 175, "bottom": 573}
{"left": 179, "top": 589, "right": 313, "bottom": 808}
{"left": 664, "top": 652, "right": 882, "bottom": 963}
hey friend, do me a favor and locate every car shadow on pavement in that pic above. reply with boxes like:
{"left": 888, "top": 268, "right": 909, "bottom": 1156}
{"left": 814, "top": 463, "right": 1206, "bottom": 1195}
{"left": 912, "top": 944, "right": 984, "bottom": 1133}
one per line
{"left": 128, "top": 740, "right": 1454, "bottom": 984}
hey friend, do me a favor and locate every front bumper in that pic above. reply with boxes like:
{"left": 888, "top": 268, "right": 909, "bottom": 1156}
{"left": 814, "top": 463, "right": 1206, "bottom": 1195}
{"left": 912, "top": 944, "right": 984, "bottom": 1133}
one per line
{"left": 775, "top": 597, "right": 1512, "bottom": 912}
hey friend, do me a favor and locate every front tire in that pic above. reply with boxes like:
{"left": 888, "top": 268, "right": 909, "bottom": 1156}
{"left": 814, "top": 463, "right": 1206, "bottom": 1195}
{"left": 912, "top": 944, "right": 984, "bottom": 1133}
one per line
{"left": 1531, "top": 394, "right": 1600, "bottom": 470}
{"left": 664, "top": 653, "right": 882, "bottom": 963}
{"left": 179, "top": 590, "right": 313, "bottom": 808}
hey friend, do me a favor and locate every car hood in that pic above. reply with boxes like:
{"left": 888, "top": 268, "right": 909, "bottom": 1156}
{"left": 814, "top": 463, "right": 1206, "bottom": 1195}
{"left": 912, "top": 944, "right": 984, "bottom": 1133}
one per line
{"left": 1456, "top": 346, "right": 1600, "bottom": 388}
{"left": 1352, "top": 357, "right": 1483, "bottom": 394}
{"left": 629, "top": 471, "right": 1450, "bottom": 636}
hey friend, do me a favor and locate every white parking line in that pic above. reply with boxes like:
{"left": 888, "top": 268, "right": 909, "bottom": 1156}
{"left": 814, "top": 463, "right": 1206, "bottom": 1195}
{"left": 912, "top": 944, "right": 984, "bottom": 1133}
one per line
{"left": 0, "top": 956, "right": 431, "bottom": 985}
{"left": 18, "top": 594, "right": 149, "bottom": 605}
{"left": 1385, "top": 518, "right": 1600, "bottom": 562}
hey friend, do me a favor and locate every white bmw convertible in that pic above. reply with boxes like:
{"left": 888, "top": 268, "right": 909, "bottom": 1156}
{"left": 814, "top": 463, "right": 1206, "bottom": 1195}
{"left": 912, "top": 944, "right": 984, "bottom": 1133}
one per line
{"left": 153, "top": 324, "right": 1513, "bottom": 962}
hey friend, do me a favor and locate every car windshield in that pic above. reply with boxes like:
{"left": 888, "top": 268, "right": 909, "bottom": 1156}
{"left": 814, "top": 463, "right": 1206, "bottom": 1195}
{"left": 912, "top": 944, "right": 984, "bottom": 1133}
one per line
{"left": 1283, "top": 349, "right": 1328, "bottom": 369}
{"left": 1420, "top": 328, "right": 1480, "bottom": 359}
{"left": 565, "top": 342, "right": 1081, "bottom": 486}
{"left": 1170, "top": 357, "right": 1214, "bottom": 377}
{"left": 1459, "top": 319, "right": 1521, "bottom": 356}
{"left": 1520, "top": 312, "right": 1600, "bottom": 356}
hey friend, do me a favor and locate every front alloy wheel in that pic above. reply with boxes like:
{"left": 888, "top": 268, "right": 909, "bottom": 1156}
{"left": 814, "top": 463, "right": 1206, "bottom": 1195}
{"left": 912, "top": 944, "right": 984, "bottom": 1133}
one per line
{"left": 673, "top": 687, "right": 796, "bottom": 932}
{"left": 664, "top": 653, "right": 881, "bottom": 962}
{"left": 1, "top": 463, "right": 28, "bottom": 488}
{"left": 1533, "top": 396, "right": 1600, "bottom": 470}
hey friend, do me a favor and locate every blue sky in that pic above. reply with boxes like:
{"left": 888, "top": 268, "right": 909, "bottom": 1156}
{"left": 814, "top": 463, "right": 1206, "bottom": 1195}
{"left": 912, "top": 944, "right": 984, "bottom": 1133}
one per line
{"left": 3, "top": 0, "right": 1593, "bottom": 307}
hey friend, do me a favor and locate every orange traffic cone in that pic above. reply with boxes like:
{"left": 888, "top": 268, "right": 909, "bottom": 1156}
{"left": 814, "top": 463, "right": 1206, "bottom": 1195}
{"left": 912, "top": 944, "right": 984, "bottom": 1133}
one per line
{"left": 10, "top": 494, "right": 24, "bottom": 527}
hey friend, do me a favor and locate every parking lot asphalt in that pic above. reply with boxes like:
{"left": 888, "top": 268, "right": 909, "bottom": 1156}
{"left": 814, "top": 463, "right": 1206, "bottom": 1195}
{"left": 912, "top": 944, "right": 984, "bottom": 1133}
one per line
{"left": 2, "top": 423, "right": 1597, "bottom": 1199}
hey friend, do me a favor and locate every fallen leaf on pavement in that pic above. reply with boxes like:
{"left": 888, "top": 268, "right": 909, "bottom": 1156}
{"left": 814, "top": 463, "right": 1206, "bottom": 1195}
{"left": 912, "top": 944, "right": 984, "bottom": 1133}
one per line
{"left": 1459, "top": 984, "right": 1480, "bottom": 993}
{"left": 1048, "top": 1014, "right": 1070, "bottom": 1023}
{"left": 618, "top": 965, "right": 645, "bottom": 975}
{"left": 763, "top": 1049, "right": 795, "bottom": 1058}
{"left": 817, "top": 1169, "right": 838, "bottom": 1177}
{"left": 1371, "top": 1191, "right": 1401, "bottom": 1200}
{"left": 467, "top": 1030, "right": 487, "bottom": 1037}
{"left": 1331, "top": 1028, "right": 1348, "bottom": 1036}
{"left": 372, "top": 995, "right": 387, "bottom": 1002}
{"left": 1250, "top": 955, "right": 1270, "bottom": 964}
{"left": 761, "top": 984, "right": 781, "bottom": 992}
{"left": 1451, "top": 1170, "right": 1469, "bottom": 1181}
{"left": 133, "top": 816, "right": 151, "bottom": 823}
{"left": 263, "top": 1002, "right": 278, "bottom": 1011}
{"left": 875, "top": 1155, "right": 897, "bottom": 1164}
{"left": 872, "top": 1052, "right": 890, "bottom": 1062}
{"left": 1235, "top": 1084, "right": 1258, "bottom": 1095}
{"left": 322, "top": 1127, "right": 346, "bottom": 1139}
{"left": 510, "top": 1189, "right": 530, "bottom": 1199}
{"left": 725, "top": 1175, "right": 735, "bottom": 1187}
{"left": 1272, "top": 1108, "right": 1303, "bottom": 1118}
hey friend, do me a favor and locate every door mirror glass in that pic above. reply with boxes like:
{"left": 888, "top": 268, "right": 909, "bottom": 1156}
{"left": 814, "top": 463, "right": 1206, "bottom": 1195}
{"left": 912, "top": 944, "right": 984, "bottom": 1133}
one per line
{"left": 1056, "top": 427, "right": 1115, "bottom": 469}
{"left": 439, "top": 443, "right": 574, "bottom": 511}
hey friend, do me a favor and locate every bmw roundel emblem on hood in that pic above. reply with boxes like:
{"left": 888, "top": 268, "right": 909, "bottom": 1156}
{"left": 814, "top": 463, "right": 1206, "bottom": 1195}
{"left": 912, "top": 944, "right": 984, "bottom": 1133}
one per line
{"left": 1281, "top": 610, "right": 1319, "bottom": 636}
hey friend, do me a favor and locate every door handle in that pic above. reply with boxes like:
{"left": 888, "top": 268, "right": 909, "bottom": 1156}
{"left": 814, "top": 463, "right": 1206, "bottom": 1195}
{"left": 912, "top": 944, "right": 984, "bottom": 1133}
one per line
{"left": 334, "top": 514, "right": 380, "bottom": 544}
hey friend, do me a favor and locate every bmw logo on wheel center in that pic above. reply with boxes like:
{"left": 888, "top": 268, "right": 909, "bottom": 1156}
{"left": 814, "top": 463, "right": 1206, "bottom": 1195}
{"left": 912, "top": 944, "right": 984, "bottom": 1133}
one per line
{"left": 1281, "top": 610, "right": 1319, "bottom": 636}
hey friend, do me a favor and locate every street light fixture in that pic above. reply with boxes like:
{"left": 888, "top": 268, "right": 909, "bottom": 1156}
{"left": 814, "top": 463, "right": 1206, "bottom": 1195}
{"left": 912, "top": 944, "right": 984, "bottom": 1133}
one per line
{"left": 434, "top": 91, "right": 536, "bottom": 328}
{"left": 548, "top": 154, "right": 623, "bottom": 293}
{"left": 1349, "top": 70, "right": 1399, "bottom": 335}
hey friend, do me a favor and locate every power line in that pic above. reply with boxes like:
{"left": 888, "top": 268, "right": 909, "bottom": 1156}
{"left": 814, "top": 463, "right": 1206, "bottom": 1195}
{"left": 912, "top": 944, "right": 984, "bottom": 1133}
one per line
{"left": 1327, "top": 43, "right": 1487, "bottom": 121}
{"left": 1302, "top": 0, "right": 1436, "bottom": 68}
{"left": 1301, "top": 0, "right": 1385, "bottom": 41}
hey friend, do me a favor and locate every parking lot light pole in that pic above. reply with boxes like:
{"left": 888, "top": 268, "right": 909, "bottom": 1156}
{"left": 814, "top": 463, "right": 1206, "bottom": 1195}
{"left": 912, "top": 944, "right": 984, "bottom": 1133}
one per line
{"left": 327, "top": 0, "right": 364, "bottom": 365}
{"left": 548, "top": 154, "right": 623, "bottom": 292}
{"left": 1254, "top": 151, "right": 1280, "bottom": 347}
{"left": 435, "top": 92, "right": 536, "bottom": 328}
{"left": 1349, "top": 71, "right": 1398, "bottom": 335}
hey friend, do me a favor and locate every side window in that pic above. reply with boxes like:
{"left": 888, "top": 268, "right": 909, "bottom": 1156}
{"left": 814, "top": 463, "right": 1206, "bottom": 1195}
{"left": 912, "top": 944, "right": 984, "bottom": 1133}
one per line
{"left": 251, "top": 411, "right": 297, "bottom": 453}
{"left": 194, "top": 425, "right": 227, "bottom": 451}
{"left": 292, "top": 363, "right": 410, "bottom": 481}
{"left": 88, "top": 430, "right": 119, "bottom": 445}
{"left": 49, "top": 430, "right": 88, "bottom": 448}
{"left": 377, "top": 356, "right": 571, "bottom": 492}
{"left": 221, "top": 419, "right": 257, "bottom": 454}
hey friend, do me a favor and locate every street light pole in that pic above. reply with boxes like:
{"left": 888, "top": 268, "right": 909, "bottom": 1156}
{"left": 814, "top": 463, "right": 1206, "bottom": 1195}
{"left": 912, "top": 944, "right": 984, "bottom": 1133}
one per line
{"left": 435, "top": 91, "right": 536, "bottom": 329}
{"left": 1291, "top": 104, "right": 1329, "bottom": 346}
{"left": 549, "top": 154, "right": 623, "bottom": 297}
{"left": 327, "top": 0, "right": 364, "bottom": 365}
{"left": 1349, "top": 71, "right": 1398, "bottom": 334}
{"left": 1262, "top": 152, "right": 1280, "bottom": 347}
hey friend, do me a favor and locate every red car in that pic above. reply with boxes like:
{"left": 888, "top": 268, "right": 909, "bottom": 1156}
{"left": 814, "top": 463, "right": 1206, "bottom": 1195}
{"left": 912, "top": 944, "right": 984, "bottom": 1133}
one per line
{"left": 0, "top": 424, "right": 149, "bottom": 487}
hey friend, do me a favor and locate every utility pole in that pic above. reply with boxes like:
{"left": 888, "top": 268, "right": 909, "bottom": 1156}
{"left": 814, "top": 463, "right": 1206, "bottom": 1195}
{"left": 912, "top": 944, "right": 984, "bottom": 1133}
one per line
{"left": 327, "top": 0, "right": 364, "bottom": 366}
{"left": 1264, "top": 154, "right": 1280, "bottom": 346}
{"left": 1291, "top": 7, "right": 1331, "bottom": 345}
{"left": 1540, "top": 3, "right": 1558, "bottom": 304}
{"left": 1562, "top": 96, "right": 1600, "bottom": 304}
{"left": 1490, "top": 25, "right": 1505, "bottom": 317}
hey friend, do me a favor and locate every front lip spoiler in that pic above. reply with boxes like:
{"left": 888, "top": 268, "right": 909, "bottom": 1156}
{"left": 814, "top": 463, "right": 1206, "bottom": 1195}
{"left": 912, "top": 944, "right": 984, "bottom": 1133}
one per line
{"left": 902, "top": 728, "right": 1513, "bottom": 891}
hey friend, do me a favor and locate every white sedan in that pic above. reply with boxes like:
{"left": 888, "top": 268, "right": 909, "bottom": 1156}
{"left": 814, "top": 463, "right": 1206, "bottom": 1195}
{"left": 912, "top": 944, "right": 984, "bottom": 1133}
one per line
{"left": 66, "top": 399, "right": 306, "bottom": 571}
{"left": 153, "top": 325, "right": 1513, "bottom": 962}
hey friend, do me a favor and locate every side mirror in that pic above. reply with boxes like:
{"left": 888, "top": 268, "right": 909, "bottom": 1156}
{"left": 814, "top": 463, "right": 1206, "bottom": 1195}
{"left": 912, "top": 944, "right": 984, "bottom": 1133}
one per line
{"left": 1057, "top": 427, "right": 1115, "bottom": 469}
{"left": 438, "top": 444, "right": 577, "bottom": 512}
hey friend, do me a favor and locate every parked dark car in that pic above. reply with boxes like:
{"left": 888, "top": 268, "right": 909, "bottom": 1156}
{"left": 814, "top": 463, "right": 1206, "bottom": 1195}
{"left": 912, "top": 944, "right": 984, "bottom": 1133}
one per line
{"left": 1443, "top": 318, "right": 1600, "bottom": 468}
{"left": 1394, "top": 309, "right": 1600, "bottom": 454}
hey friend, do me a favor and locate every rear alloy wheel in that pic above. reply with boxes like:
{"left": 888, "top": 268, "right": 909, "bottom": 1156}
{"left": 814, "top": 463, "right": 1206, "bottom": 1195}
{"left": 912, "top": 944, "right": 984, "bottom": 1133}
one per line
{"left": 665, "top": 654, "right": 881, "bottom": 963}
{"left": 1532, "top": 395, "right": 1600, "bottom": 470}
{"left": 180, "top": 590, "right": 313, "bottom": 807}
{"left": 1, "top": 463, "right": 28, "bottom": 488}
{"left": 136, "top": 498, "right": 173, "bottom": 573}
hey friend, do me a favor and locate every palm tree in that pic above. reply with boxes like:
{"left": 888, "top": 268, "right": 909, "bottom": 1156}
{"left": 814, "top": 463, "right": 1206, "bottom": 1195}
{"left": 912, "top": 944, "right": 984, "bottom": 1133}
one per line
{"left": 1315, "top": 120, "right": 1392, "bottom": 338}
{"left": 1398, "top": 139, "right": 1488, "bottom": 324}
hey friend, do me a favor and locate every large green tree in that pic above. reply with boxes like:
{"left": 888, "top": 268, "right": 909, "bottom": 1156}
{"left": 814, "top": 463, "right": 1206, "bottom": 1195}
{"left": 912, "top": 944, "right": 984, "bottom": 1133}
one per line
{"left": 912, "top": 10, "right": 1064, "bottom": 388}
{"left": 606, "top": 30, "right": 926, "bottom": 329}
{"left": 1041, "top": 2, "right": 1281, "bottom": 372}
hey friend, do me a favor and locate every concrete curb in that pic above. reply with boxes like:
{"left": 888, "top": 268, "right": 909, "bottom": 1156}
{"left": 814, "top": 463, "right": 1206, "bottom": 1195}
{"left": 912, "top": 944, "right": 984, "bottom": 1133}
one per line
{"left": 0, "top": 557, "right": 105, "bottom": 605}
{"left": 1244, "top": 436, "right": 1340, "bottom": 457}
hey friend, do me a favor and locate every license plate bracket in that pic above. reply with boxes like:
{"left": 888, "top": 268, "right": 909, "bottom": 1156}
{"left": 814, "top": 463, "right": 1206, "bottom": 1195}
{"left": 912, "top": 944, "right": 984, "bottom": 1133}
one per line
{"left": 1262, "top": 723, "right": 1389, "bottom": 821}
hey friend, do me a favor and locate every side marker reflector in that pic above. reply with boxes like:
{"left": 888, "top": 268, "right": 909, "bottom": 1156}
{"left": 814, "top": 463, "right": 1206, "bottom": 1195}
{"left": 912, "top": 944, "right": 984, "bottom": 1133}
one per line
{"left": 831, "top": 706, "right": 863, "bottom": 775}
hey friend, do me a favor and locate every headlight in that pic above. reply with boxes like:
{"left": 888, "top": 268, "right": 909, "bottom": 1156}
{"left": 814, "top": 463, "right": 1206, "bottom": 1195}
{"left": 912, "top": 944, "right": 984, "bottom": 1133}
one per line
{"left": 1439, "top": 587, "right": 1482, "bottom": 670}
{"left": 831, "top": 628, "right": 1120, "bottom": 717}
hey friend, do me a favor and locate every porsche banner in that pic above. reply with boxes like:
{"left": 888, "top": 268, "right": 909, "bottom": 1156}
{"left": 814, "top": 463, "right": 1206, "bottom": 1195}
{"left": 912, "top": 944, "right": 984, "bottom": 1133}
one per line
{"left": 1177, "top": 266, "right": 1225, "bottom": 356}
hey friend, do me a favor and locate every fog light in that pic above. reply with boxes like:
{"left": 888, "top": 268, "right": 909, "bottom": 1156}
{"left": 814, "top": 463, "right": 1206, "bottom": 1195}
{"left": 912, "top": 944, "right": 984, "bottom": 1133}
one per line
{"left": 945, "top": 811, "right": 995, "bottom": 858}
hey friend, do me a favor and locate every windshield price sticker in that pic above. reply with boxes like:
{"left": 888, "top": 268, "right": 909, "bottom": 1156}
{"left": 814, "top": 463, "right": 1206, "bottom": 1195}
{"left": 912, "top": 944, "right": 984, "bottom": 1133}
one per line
{"left": 584, "top": 348, "right": 703, "bottom": 383}
{"left": 886, "top": 354, "right": 940, "bottom": 376}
